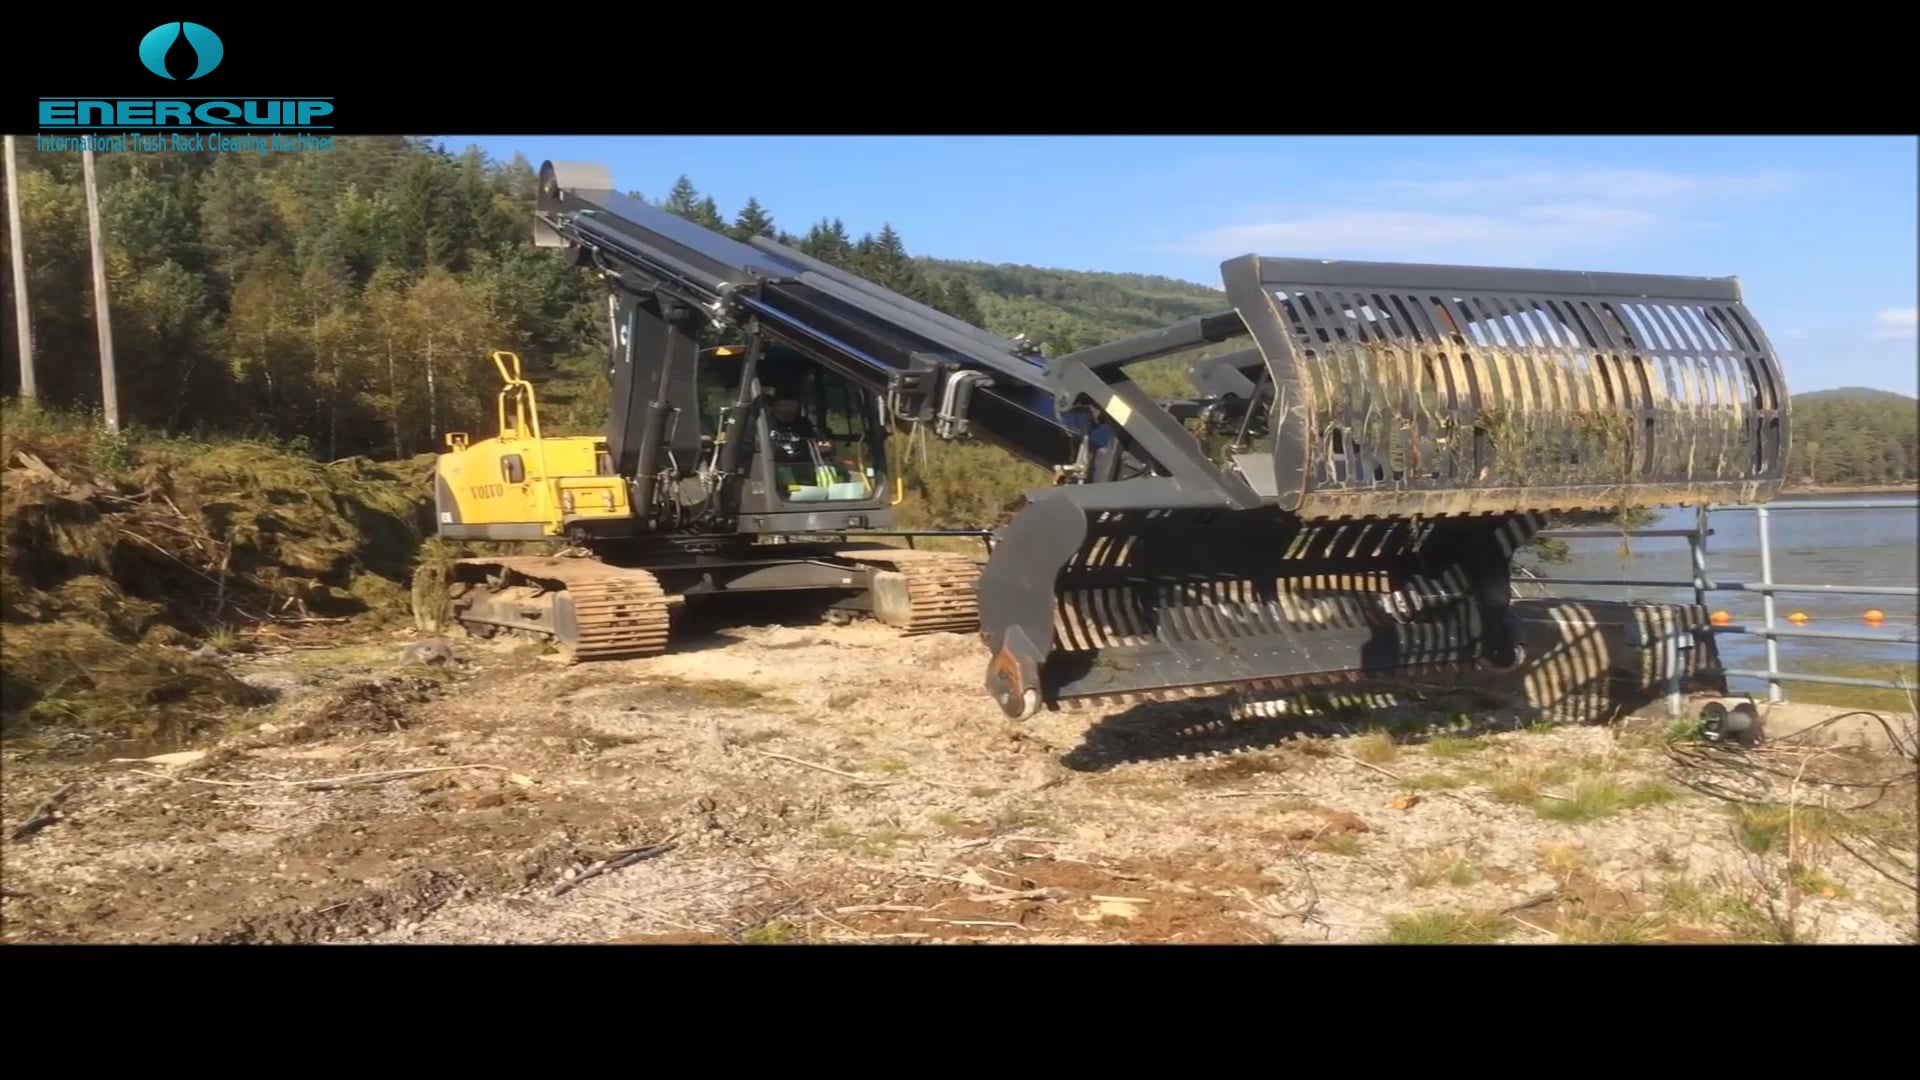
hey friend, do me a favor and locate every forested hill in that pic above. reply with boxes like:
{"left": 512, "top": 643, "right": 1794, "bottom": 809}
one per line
{"left": 920, "top": 259, "right": 1228, "bottom": 349}
{"left": 2, "top": 136, "right": 1909, "bottom": 521}
{"left": 0, "top": 138, "right": 1229, "bottom": 448}
{"left": 0, "top": 137, "right": 1237, "bottom": 525}
{"left": 1784, "top": 387, "right": 1918, "bottom": 487}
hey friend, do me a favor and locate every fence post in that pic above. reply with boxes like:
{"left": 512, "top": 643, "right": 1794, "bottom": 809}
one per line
{"left": 1676, "top": 503, "right": 1711, "bottom": 717}
{"left": 1663, "top": 615, "right": 1683, "bottom": 718}
{"left": 1757, "top": 505, "right": 1782, "bottom": 703}
{"left": 1691, "top": 505, "right": 1709, "bottom": 609}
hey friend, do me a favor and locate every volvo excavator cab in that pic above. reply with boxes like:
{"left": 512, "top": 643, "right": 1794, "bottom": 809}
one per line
{"left": 720, "top": 343, "right": 892, "bottom": 521}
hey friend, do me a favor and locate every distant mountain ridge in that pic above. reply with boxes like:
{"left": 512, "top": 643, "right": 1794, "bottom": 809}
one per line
{"left": 1792, "top": 386, "right": 1916, "bottom": 403}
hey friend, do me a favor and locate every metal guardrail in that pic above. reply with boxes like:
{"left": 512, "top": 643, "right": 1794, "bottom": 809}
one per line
{"left": 1533, "top": 497, "right": 1919, "bottom": 707}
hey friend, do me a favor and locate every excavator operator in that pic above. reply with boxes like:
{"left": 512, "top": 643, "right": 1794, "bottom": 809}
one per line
{"left": 768, "top": 396, "right": 817, "bottom": 445}
{"left": 768, "top": 395, "right": 822, "bottom": 468}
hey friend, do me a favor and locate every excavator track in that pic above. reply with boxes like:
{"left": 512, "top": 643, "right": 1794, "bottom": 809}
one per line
{"left": 440, "top": 555, "right": 674, "bottom": 663}
{"left": 833, "top": 548, "right": 982, "bottom": 635}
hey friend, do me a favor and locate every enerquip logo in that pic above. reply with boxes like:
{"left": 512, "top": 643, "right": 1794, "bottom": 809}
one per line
{"left": 138, "top": 21, "right": 224, "bottom": 80}
{"left": 37, "top": 19, "right": 335, "bottom": 141}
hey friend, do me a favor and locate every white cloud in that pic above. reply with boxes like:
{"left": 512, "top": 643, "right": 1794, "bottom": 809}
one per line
{"left": 1176, "top": 163, "right": 1796, "bottom": 265}
{"left": 1872, "top": 307, "right": 1917, "bottom": 339}
{"left": 1178, "top": 203, "right": 1679, "bottom": 265}
{"left": 1377, "top": 167, "right": 1798, "bottom": 205}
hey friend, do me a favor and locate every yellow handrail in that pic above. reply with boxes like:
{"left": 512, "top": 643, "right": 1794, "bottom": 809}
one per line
{"left": 489, "top": 350, "right": 560, "bottom": 532}
{"left": 491, "top": 350, "right": 543, "bottom": 441}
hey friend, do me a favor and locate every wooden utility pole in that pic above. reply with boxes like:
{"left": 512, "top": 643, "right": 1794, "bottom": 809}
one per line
{"left": 81, "top": 145, "right": 117, "bottom": 431}
{"left": 4, "top": 134, "right": 34, "bottom": 401}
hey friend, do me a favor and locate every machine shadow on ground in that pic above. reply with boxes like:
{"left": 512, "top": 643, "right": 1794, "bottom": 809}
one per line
{"left": 652, "top": 590, "right": 878, "bottom": 654}
{"left": 1057, "top": 682, "right": 1577, "bottom": 773}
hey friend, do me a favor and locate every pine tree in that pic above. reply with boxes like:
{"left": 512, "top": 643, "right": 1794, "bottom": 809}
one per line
{"left": 663, "top": 176, "right": 701, "bottom": 218}
{"left": 874, "top": 224, "right": 909, "bottom": 265}
{"left": 940, "top": 278, "right": 986, "bottom": 327}
{"left": 500, "top": 152, "right": 539, "bottom": 201}
{"left": 800, "top": 218, "right": 853, "bottom": 265}
{"left": 732, "top": 197, "right": 775, "bottom": 241}
{"left": 693, "top": 195, "right": 726, "bottom": 231}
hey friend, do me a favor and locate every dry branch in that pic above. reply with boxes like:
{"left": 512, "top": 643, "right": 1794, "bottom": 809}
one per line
{"left": 855, "top": 863, "right": 1065, "bottom": 903}
{"left": 920, "top": 918, "right": 1028, "bottom": 929}
{"left": 744, "top": 747, "right": 971, "bottom": 791}
{"left": 1500, "top": 890, "right": 1561, "bottom": 915}
{"left": 551, "top": 838, "right": 681, "bottom": 898}
{"left": 129, "top": 764, "right": 513, "bottom": 791}
{"left": 9, "top": 783, "right": 78, "bottom": 841}
{"left": 746, "top": 749, "right": 896, "bottom": 787}
{"left": 1338, "top": 753, "right": 1405, "bottom": 782}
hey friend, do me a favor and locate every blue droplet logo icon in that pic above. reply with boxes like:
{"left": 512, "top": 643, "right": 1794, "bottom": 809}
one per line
{"left": 139, "top": 22, "right": 223, "bottom": 80}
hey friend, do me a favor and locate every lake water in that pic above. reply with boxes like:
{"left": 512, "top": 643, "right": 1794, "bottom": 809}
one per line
{"left": 1532, "top": 492, "right": 1919, "bottom": 694}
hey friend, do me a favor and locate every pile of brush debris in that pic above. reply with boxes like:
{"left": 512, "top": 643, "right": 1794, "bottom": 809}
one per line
{"left": 0, "top": 427, "right": 436, "bottom": 744}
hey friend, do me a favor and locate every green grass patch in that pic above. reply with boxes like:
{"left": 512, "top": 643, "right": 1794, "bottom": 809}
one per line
{"left": 740, "top": 920, "right": 800, "bottom": 945}
{"left": 1657, "top": 877, "right": 1810, "bottom": 944}
{"left": 1485, "top": 764, "right": 1573, "bottom": 804}
{"left": 1728, "top": 802, "right": 1890, "bottom": 854}
{"left": 1615, "top": 716, "right": 1706, "bottom": 751}
{"left": 1536, "top": 778, "right": 1680, "bottom": 824}
{"left": 1424, "top": 735, "right": 1485, "bottom": 761}
{"left": 1405, "top": 852, "right": 1481, "bottom": 889}
{"left": 1379, "top": 911, "right": 1512, "bottom": 944}
{"left": 1348, "top": 730, "right": 1399, "bottom": 764}
{"left": 1773, "top": 658, "right": 1919, "bottom": 712}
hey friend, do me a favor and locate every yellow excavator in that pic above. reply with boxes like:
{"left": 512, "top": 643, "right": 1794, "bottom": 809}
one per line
{"left": 419, "top": 334, "right": 981, "bottom": 661}
{"left": 414, "top": 160, "right": 1792, "bottom": 722}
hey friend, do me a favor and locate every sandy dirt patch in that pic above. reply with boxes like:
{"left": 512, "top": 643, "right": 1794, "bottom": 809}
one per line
{"left": 5, "top": 617, "right": 1914, "bottom": 945}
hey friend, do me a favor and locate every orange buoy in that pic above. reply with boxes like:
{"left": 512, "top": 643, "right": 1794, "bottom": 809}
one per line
{"left": 1864, "top": 609, "right": 1886, "bottom": 624}
{"left": 1711, "top": 610, "right": 1732, "bottom": 625}
{"left": 1787, "top": 611, "right": 1810, "bottom": 625}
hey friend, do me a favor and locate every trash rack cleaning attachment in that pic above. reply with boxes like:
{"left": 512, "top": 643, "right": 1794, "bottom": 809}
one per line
{"left": 511, "top": 160, "right": 1788, "bottom": 722}
{"left": 975, "top": 254, "right": 1790, "bottom": 719}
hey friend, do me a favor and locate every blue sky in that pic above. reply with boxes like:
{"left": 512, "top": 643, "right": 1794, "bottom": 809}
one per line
{"left": 442, "top": 135, "right": 1918, "bottom": 395}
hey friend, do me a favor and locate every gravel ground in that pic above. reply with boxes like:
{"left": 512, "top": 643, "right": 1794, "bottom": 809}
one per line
{"left": 4, "top": 618, "right": 1914, "bottom": 945}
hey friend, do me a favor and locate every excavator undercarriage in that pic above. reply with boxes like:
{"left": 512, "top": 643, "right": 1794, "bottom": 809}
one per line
{"left": 426, "top": 543, "right": 980, "bottom": 659}
{"left": 415, "top": 159, "right": 1792, "bottom": 722}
